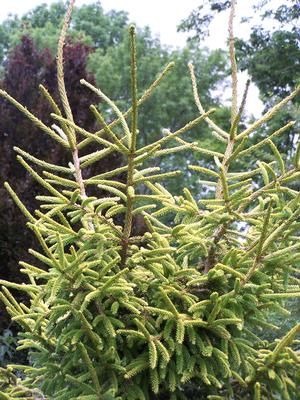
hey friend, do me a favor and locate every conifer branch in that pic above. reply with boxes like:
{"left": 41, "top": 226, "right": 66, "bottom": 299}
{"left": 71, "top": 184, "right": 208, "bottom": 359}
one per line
{"left": 268, "top": 322, "right": 300, "bottom": 364}
{"left": 39, "top": 84, "right": 78, "bottom": 148}
{"left": 39, "top": 84, "right": 61, "bottom": 116}
{"left": 229, "top": 79, "right": 250, "bottom": 139}
{"left": 0, "top": 90, "right": 68, "bottom": 147}
{"left": 238, "top": 166, "right": 297, "bottom": 211}
{"left": 51, "top": 113, "right": 123, "bottom": 153}
{"left": 188, "top": 62, "right": 229, "bottom": 139}
{"left": 13, "top": 147, "right": 72, "bottom": 174}
{"left": 56, "top": 0, "right": 76, "bottom": 149}
{"left": 138, "top": 109, "right": 215, "bottom": 155}
{"left": 235, "top": 121, "right": 295, "bottom": 160}
{"left": 236, "top": 85, "right": 300, "bottom": 141}
{"left": 78, "top": 62, "right": 175, "bottom": 149}
{"left": 89, "top": 105, "right": 129, "bottom": 153}
{"left": 229, "top": 0, "right": 238, "bottom": 127}
{"left": 120, "top": 26, "right": 139, "bottom": 268}
{"left": 202, "top": 3, "right": 252, "bottom": 273}
{"left": 16, "top": 156, "right": 69, "bottom": 201}
{"left": 4, "top": 182, "right": 36, "bottom": 223}
{"left": 215, "top": 0, "right": 240, "bottom": 199}
{"left": 242, "top": 200, "right": 273, "bottom": 284}
{"left": 1, "top": 2, "right": 300, "bottom": 398}
{"left": 130, "top": 25, "right": 138, "bottom": 148}
{"left": 80, "top": 79, "right": 131, "bottom": 145}
{"left": 295, "top": 138, "right": 300, "bottom": 167}
{"left": 79, "top": 147, "right": 115, "bottom": 169}
{"left": 78, "top": 342, "right": 102, "bottom": 395}
{"left": 56, "top": 0, "right": 90, "bottom": 213}
{"left": 160, "top": 130, "right": 225, "bottom": 158}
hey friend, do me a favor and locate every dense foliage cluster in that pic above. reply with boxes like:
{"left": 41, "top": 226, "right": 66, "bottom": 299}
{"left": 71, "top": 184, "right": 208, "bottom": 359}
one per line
{"left": 0, "top": 1, "right": 299, "bottom": 399}
{"left": 0, "top": 3, "right": 231, "bottom": 331}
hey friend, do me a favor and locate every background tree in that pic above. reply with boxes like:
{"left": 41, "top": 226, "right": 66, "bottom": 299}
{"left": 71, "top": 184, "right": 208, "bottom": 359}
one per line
{"left": 0, "top": 2, "right": 129, "bottom": 67}
{"left": 178, "top": 0, "right": 300, "bottom": 159}
{"left": 236, "top": 1, "right": 300, "bottom": 165}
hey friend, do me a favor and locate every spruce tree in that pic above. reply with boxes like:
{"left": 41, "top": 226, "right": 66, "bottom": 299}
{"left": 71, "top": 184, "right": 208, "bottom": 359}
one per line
{"left": 0, "top": 1, "right": 299, "bottom": 399}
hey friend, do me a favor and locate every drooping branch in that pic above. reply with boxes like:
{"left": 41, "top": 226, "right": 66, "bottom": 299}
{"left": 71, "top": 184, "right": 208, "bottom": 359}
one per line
{"left": 188, "top": 62, "right": 229, "bottom": 140}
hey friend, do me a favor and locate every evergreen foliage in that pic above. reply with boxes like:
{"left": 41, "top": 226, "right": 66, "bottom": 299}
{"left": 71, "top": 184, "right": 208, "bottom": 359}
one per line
{"left": 0, "top": 1, "right": 300, "bottom": 399}
{"left": 0, "top": 3, "right": 230, "bottom": 326}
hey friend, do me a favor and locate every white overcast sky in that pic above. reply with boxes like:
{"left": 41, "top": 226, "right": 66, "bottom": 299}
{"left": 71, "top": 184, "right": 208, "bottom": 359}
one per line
{"left": 0, "top": 0, "right": 262, "bottom": 48}
{"left": 0, "top": 0, "right": 285, "bottom": 116}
